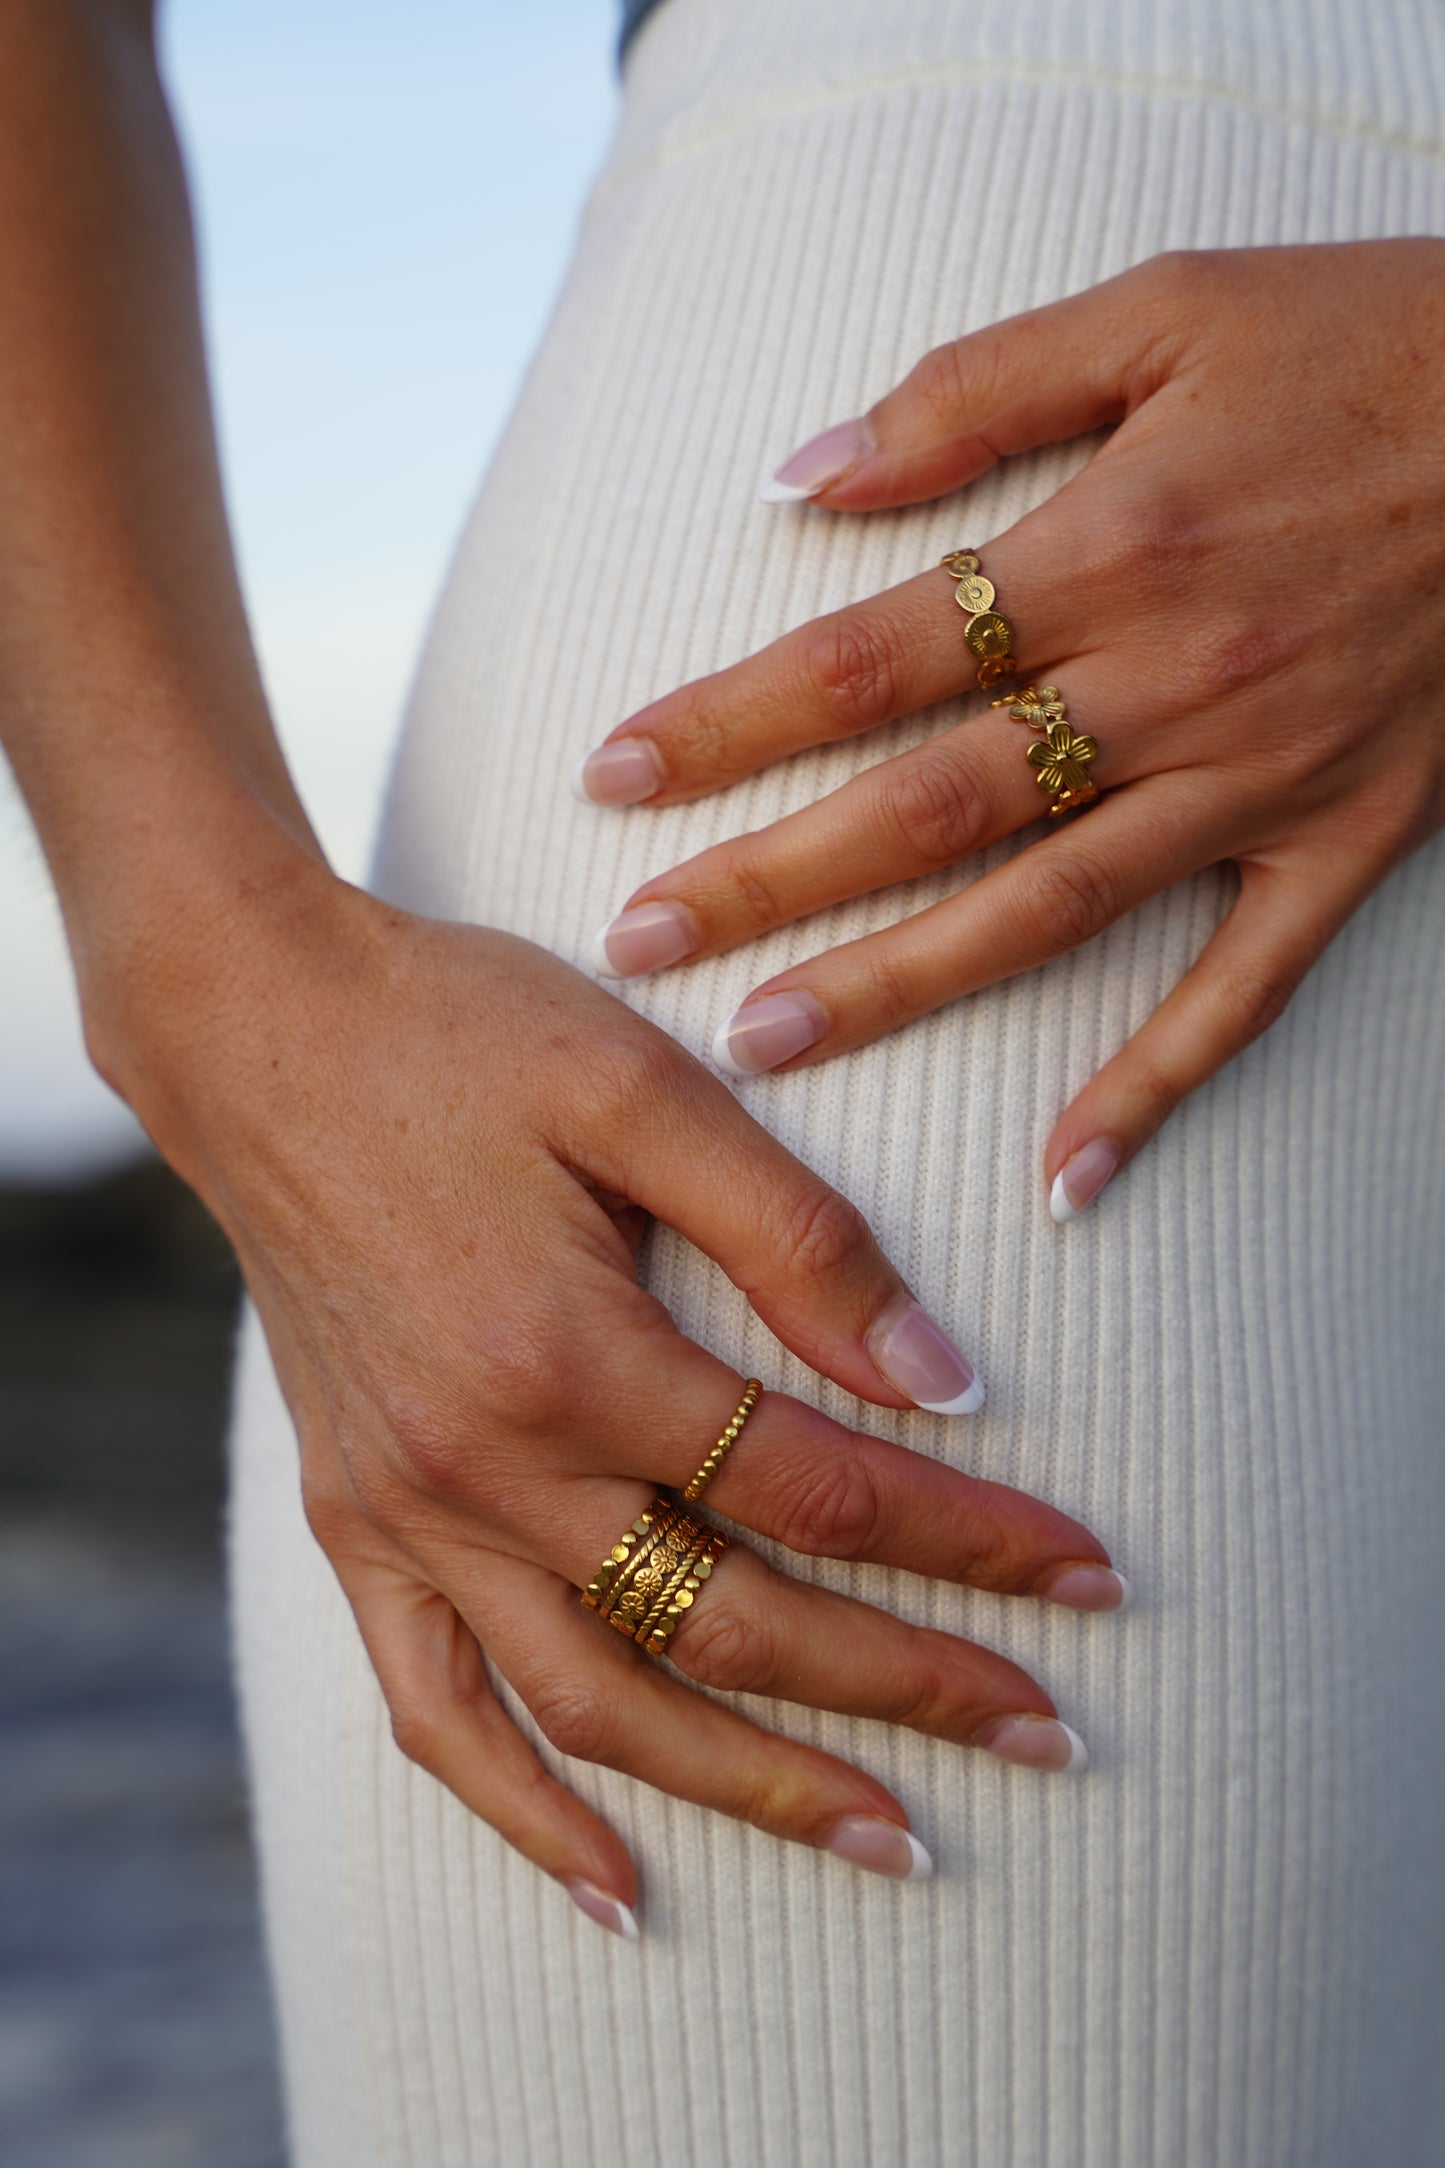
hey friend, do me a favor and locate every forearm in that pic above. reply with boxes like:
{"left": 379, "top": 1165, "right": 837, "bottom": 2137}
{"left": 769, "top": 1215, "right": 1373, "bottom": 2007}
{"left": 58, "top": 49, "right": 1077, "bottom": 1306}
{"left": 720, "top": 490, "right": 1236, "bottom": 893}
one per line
{"left": 0, "top": 0, "right": 326, "bottom": 1082}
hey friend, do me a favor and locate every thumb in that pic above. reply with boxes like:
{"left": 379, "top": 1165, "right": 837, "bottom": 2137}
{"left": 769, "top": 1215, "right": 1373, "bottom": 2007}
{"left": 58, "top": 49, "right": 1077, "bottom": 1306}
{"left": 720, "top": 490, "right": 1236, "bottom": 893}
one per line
{"left": 760, "top": 252, "right": 1198, "bottom": 512}
{"left": 571, "top": 1032, "right": 986, "bottom": 1417}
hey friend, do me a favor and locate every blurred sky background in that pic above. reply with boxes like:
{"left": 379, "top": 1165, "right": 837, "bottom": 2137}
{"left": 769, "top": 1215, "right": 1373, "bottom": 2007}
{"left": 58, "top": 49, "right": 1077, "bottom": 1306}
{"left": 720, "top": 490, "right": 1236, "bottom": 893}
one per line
{"left": 0, "top": 0, "right": 621, "bottom": 1179}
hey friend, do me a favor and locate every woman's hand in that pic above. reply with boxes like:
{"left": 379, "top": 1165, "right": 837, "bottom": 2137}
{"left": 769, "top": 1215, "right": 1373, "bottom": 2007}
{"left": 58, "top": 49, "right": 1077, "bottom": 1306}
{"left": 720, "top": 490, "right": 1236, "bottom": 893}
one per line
{"left": 578, "top": 240, "right": 1445, "bottom": 1220}
{"left": 106, "top": 857, "right": 1124, "bottom": 1936}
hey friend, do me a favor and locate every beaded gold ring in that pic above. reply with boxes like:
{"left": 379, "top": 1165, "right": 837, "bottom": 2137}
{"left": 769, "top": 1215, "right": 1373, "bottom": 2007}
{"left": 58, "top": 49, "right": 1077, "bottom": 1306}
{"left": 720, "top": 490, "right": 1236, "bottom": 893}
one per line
{"left": 682, "top": 1378, "right": 763, "bottom": 1502}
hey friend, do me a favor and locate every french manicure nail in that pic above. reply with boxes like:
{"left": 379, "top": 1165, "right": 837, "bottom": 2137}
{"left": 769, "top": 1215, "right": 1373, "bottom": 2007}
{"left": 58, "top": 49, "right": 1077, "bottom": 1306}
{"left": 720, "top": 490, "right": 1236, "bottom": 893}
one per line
{"left": 563, "top": 1876, "right": 641, "bottom": 1939}
{"left": 980, "top": 1714, "right": 1089, "bottom": 1773}
{"left": 572, "top": 738, "right": 665, "bottom": 806}
{"left": 590, "top": 900, "right": 698, "bottom": 979}
{"left": 824, "top": 1815, "right": 933, "bottom": 1879}
{"left": 758, "top": 416, "right": 876, "bottom": 503}
{"left": 1045, "top": 1564, "right": 1133, "bottom": 1614}
{"left": 1049, "top": 1138, "right": 1123, "bottom": 1223}
{"left": 712, "top": 991, "right": 828, "bottom": 1076}
{"left": 866, "top": 1295, "right": 985, "bottom": 1415}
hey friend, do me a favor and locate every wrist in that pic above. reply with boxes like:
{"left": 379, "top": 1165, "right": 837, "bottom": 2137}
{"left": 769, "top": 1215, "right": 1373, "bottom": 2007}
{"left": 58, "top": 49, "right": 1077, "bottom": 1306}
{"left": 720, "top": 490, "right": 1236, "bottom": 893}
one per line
{"left": 73, "top": 793, "right": 344, "bottom": 1147}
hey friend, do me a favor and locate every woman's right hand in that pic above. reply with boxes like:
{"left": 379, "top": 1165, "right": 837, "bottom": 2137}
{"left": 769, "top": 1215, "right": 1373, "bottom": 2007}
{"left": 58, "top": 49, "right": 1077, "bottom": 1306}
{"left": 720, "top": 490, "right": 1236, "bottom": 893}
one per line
{"left": 100, "top": 854, "right": 1127, "bottom": 1934}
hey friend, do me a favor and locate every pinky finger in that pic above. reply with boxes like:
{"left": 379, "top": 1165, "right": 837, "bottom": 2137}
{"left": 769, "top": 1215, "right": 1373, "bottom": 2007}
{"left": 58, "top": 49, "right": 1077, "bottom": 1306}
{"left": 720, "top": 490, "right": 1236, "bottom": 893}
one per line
{"left": 340, "top": 1553, "right": 643, "bottom": 1939}
{"left": 1044, "top": 846, "right": 1379, "bottom": 1221}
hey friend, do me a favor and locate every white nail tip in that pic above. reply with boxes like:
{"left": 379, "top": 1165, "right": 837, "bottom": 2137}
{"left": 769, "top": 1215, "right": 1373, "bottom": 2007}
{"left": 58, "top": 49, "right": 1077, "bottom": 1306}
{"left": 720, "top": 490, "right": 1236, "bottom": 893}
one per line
{"left": 710, "top": 1018, "right": 752, "bottom": 1078}
{"left": 901, "top": 1831, "right": 935, "bottom": 1878}
{"left": 916, "top": 1377, "right": 986, "bottom": 1417}
{"left": 1049, "top": 1171, "right": 1077, "bottom": 1224}
{"left": 757, "top": 472, "right": 817, "bottom": 503}
{"left": 589, "top": 924, "right": 622, "bottom": 978}
{"left": 1111, "top": 1572, "right": 1135, "bottom": 1613}
{"left": 569, "top": 757, "right": 596, "bottom": 805}
{"left": 1059, "top": 1722, "right": 1090, "bottom": 1773}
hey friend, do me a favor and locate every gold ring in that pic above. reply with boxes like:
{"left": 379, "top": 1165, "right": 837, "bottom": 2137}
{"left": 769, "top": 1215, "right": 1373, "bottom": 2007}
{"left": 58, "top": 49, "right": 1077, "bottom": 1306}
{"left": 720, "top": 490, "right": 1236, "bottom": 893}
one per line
{"left": 682, "top": 1378, "right": 762, "bottom": 1501}
{"left": 581, "top": 1496, "right": 732, "bottom": 1662}
{"left": 990, "top": 682, "right": 1101, "bottom": 819}
{"left": 940, "top": 549, "right": 1017, "bottom": 691}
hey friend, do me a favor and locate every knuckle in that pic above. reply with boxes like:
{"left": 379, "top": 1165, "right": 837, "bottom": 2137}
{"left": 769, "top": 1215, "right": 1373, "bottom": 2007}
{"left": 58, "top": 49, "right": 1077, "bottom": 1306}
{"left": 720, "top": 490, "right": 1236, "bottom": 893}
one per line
{"left": 1085, "top": 493, "right": 1205, "bottom": 596}
{"left": 1130, "top": 1055, "right": 1186, "bottom": 1131}
{"left": 884, "top": 1639, "right": 955, "bottom": 1731}
{"left": 880, "top": 748, "right": 990, "bottom": 867}
{"left": 528, "top": 1677, "right": 623, "bottom": 1764}
{"left": 583, "top": 1029, "right": 696, "bottom": 1133}
{"left": 858, "top": 943, "right": 920, "bottom": 1030}
{"left": 299, "top": 1468, "right": 356, "bottom": 1553}
{"left": 771, "top": 1440, "right": 885, "bottom": 1560}
{"left": 385, "top": 1402, "right": 475, "bottom": 1500}
{"left": 669, "top": 1592, "right": 775, "bottom": 1693}
{"left": 1021, "top": 851, "right": 1122, "bottom": 954}
{"left": 388, "top": 1705, "right": 442, "bottom": 1772}
{"left": 727, "top": 847, "right": 788, "bottom": 929}
{"left": 1225, "top": 960, "right": 1299, "bottom": 1045}
{"left": 667, "top": 682, "right": 732, "bottom": 778}
{"left": 1169, "top": 615, "right": 1311, "bottom": 713}
{"left": 803, "top": 612, "right": 907, "bottom": 734}
{"left": 767, "top": 1179, "right": 873, "bottom": 1291}
{"left": 908, "top": 335, "right": 974, "bottom": 427}
{"left": 1138, "top": 246, "right": 1222, "bottom": 306}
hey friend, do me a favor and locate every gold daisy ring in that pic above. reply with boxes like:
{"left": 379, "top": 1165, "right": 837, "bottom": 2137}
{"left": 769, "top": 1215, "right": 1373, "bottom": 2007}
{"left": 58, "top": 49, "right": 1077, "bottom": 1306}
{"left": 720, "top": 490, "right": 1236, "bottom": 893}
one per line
{"left": 991, "top": 683, "right": 1102, "bottom": 819}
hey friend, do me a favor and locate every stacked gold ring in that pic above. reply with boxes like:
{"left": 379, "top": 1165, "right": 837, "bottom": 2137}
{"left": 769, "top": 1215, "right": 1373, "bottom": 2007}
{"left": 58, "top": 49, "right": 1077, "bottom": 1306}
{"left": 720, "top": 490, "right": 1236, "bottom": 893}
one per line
{"left": 581, "top": 1497, "right": 731, "bottom": 1662}
{"left": 682, "top": 1379, "right": 762, "bottom": 1501}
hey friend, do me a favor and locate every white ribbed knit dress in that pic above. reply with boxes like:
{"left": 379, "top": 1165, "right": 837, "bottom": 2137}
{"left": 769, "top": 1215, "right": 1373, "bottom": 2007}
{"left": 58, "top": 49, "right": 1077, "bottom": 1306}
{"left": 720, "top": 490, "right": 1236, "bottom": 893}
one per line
{"left": 227, "top": 4, "right": 1445, "bottom": 2162}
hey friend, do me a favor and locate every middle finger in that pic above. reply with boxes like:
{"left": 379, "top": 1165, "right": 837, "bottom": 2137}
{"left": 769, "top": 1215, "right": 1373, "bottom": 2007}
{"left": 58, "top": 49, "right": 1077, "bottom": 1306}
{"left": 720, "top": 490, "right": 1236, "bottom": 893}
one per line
{"left": 592, "top": 662, "right": 1160, "bottom": 974}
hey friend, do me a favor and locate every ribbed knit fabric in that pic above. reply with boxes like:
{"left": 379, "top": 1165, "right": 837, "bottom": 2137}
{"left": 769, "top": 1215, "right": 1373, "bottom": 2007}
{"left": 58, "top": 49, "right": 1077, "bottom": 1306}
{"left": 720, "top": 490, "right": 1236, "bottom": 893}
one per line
{"left": 228, "top": 5, "right": 1445, "bottom": 2163}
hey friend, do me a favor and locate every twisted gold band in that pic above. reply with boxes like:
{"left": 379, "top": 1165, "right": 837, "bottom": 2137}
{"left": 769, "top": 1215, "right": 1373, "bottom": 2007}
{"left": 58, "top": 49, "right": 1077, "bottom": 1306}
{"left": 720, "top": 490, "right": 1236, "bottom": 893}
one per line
{"left": 682, "top": 1378, "right": 763, "bottom": 1501}
{"left": 940, "top": 549, "right": 1017, "bottom": 691}
{"left": 581, "top": 1496, "right": 732, "bottom": 1663}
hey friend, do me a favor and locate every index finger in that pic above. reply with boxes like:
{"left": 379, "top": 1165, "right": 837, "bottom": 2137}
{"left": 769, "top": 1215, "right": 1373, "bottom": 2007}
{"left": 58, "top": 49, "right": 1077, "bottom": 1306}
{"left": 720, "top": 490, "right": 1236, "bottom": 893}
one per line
{"left": 572, "top": 561, "right": 1034, "bottom": 805}
{"left": 605, "top": 1369, "right": 1130, "bottom": 1613}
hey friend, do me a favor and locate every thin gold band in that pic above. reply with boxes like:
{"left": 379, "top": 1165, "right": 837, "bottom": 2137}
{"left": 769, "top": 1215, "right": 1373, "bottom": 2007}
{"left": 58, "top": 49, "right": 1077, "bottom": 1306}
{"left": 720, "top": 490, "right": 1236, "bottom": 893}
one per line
{"left": 682, "top": 1378, "right": 763, "bottom": 1501}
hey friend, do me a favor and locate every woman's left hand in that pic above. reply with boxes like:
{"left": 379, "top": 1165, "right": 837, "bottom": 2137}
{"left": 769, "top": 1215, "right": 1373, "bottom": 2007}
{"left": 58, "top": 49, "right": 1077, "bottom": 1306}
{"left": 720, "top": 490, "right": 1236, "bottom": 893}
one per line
{"left": 577, "top": 240, "right": 1445, "bottom": 1219}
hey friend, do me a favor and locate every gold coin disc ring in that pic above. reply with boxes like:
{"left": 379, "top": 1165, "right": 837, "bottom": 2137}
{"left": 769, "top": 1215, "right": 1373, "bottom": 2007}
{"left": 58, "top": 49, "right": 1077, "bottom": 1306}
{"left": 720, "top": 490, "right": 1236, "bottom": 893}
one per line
{"left": 963, "top": 609, "right": 1013, "bottom": 660}
{"left": 939, "top": 549, "right": 1018, "bottom": 691}
{"left": 953, "top": 572, "right": 995, "bottom": 614}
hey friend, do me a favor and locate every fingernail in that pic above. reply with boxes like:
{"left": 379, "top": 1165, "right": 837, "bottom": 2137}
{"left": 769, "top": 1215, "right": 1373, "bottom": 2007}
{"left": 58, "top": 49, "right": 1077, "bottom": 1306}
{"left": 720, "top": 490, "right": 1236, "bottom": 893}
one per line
{"left": 1049, "top": 1138, "right": 1123, "bottom": 1223}
{"left": 824, "top": 1815, "right": 933, "bottom": 1879}
{"left": 1045, "top": 1564, "right": 1133, "bottom": 1614}
{"left": 563, "top": 1876, "right": 641, "bottom": 1939}
{"left": 758, "top": 416, "right": 876, "bottom": 503}
{"left": 572, "top": 738, "right": 665, "bottom": 806}
{"left": 866, "top": 1295, "right": 985, "bottom": 1416}
{"left": 590, "top": 900, "right": 698, "bottom": 979}
{"left": 979, "top": 1714, "right": 1089, "bottom": 1773}
{"left": 712, "top": 991, "right": 828, "bottom": 1076}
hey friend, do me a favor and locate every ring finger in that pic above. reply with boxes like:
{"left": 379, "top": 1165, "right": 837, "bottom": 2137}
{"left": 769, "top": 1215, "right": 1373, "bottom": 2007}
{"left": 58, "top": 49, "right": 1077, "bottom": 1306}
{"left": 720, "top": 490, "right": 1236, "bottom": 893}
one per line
{"left": 461, "top": 1476, "right": 1091, "bottom": 1774}
{"left": 592, "top": 662, "right": 1167, "bottom": 977}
